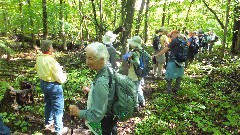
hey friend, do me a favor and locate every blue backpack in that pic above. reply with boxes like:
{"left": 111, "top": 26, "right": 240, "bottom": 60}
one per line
{"left": 175, "top": 38, "right": 189, "bottom": 62}
{"left": 133, "top": 49, "right": 151, "bottom": 78}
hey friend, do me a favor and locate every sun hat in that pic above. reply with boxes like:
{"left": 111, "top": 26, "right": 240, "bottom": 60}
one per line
{"left": 127, "top": 36, "right": 143, "bottom": 49}
{"left": 159, "top": 27, "right": 165, "bottom": 32}
{"left": 102, "top": 31, "right": 117, "bottom": 44}
{"left": 41, "top": 40, "right": 53, "bottom": 52}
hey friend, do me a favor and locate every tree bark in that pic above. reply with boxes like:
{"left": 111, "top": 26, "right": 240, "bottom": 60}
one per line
{"left": 121, "top": 0, "right": 136, "bottom": 53}
{"left": 143, "top": 0, "right": 150, "bottom": 43}
{"left": 135, "top": 0, "right": 146, "bottom": 35}
{"left": 19, "top": 0, "right": 24, "bottom": 45}
{"left": 231, "top": 1, "right": 240, "bottom": 55}
{"left": 221, "top": 0, "right": 231, "bottom": 57}
{"left": 161, "top": 0, "right": 167, "bottom": 27}
{"left": 27, "top": 0, "right": 36, "bottom": 47}
{"left": 42, "top": 0, "right": 48, "bottom": 40}
{"left": 59, "top": 0, "right": 67, "bottom": 50}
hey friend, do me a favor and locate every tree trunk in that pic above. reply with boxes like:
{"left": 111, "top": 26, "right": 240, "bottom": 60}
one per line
{"left": 99, "top": 0, "right": 103, "bottom": 37}
{"left": 121, "top": 0, "right": 136, "bottom": 53}
{"left": 90, "top": 0, "right": 100, "bottom": 40}
{"left": 221, "top": 0, "right": 231, "bottom": 58}
{"left": 231, "top": 1, "right": 240, "bottom": 55}
{"left": 135, "top": 0, "right": 145, "bottom": 35}
{"left": 42, "top": 0, "right": 48, "bottom": 40}
{"left": 185, "top": 0, "right": 194, "bottom": 26}
{"left": 161, "top": 0, "right": 167, "bottom": 27}
{"left": 2, "top": 4, "right": 8, "bottom": 36}
{"left": 59, "top": 0, "right": 67, "bottom": 50}
{"left": 27, "top": 0, "right": 36, "bottom": 47}
{"left": 143, "top": 0, "right": 150, "bottom": 43}
{"left": 202, "top": 0, "right": 224, "bottom": 29}
{"left": 19, "top": 0, "right": 24, "bottom": 46}
{"left": 120, "top": 0, "right": 136, "bottom": 76}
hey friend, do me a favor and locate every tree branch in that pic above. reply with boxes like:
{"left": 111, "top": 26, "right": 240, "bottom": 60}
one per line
{"left": 202, "top": 0, "right": 224, "bottom": 29}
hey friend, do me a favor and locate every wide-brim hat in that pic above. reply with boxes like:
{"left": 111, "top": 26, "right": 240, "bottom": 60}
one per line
{"left": 159, "top": 27, "right": 165, "bottom": 32}
{"left": 127, "top": 36, "right": 142, "bottom": 49}
{"left": 102, "top": 31, "right": 117, "bottom": 44}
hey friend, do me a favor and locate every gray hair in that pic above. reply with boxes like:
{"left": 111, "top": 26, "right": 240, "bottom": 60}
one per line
{"left": 85, "top": 42, "right": 109, "bottom": 65}
{"left": 41, "top": 40, "right": 53, "bottom": 52}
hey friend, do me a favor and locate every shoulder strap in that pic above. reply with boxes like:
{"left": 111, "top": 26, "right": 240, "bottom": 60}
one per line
{"left": 107, "top": 67, "right": 113, "bottom": 88}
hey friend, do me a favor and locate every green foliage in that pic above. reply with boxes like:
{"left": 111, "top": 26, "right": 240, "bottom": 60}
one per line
{"left": 135, "top": 53, "right": 240, "bottom": 134}
{"left": 0, "top": 82, "right": 9, "bottom": 102}
{"left": 0, "top": 41, "right": 15, "bottom": 56}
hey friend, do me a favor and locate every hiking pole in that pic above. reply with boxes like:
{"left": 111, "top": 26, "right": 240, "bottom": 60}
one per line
{"left": 70, "top": 115, "right": 74, "bottom": 135}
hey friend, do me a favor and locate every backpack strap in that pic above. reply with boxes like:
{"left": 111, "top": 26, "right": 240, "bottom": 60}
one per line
{"left": 107, "top": 67, "right": 113, "bottom": 88}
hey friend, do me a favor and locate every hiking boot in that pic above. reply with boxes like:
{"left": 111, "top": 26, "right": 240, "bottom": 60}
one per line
{"left": 44, "top": 122, "right": 55, "bottom": 132}
{"left": 55, "top": 127, "right": 69, "bottom": 135}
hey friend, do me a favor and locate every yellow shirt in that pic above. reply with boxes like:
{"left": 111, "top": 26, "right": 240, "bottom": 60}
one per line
{"left": 35, "top": 54, "right": 67, "bottom": 83}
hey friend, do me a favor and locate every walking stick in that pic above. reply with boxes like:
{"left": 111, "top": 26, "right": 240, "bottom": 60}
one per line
{"left": 70, "top": 115, "right": 74, "bottom": 135}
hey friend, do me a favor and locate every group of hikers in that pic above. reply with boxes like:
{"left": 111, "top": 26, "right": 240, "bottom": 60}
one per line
{"left": 0, "top": 27, "right": 219, "bottom": 135}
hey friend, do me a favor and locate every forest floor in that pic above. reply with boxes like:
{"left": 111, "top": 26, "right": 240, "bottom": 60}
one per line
{"left": 1, "top": 49, "right": 162, "bottom": 135}
{"left": 12, "top": 72, "right": 160, "bottom": 135}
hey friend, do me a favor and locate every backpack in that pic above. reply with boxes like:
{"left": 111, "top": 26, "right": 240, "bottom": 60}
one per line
{"left": 201, "top": 34, "right": 208, "bottom": 44}
{"left": 214, "top": 35, "right": 219, "bottom": 42}
{"left": 107, "top": 67, "right": 137, "bottom": 122}
{"left": 190, "top": 37, "right": 199, "bottom": 54}
{"left": 152, "top": 35, "right": 162, "bottom": 50}
{"left": 133, "top": 49, "right": 151, "bottom": 78}
{"left": 174, "top": 38, "right": 189, "bottom": 62}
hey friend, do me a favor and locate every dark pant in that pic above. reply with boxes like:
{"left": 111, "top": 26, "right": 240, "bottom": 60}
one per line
{"left": 101, "top": 114, "right": 118, "bottom": 135}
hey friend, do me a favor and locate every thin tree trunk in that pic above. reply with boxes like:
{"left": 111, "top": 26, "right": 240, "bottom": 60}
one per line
{"left": 27, "top": 0, "right": 36, "bottom": 47}
{"left": 161, "top": 0, "right": 167, "bottom": 27}
{"left": 221, "top": 0, "right": 231, "bottom": 58}
{"left": 42, "top": 0, "right": 48, "bottom": 40}
{"left": 99, "top": 0, "right": 103, "bottom": 37}
{"left": 135, "top": 0, "right": 145, "bottom": 35}
{"left": 144, "top": 0, "right": 150, "bottom": 43}
{"left": 19, "top": 0, "right": 24, "bottom": 45}
{"left": 231, "top": 1, "right": 240, "bottom": 55}
{"left": 202, "top": 0, "right": 224, "bottom": 29}
{"left": 2, "top": 3, "right": 8, "bottom": 36}
{"left": 185, "top": 0, "right": 194, "bottom": 26}
{"left": 90, "top": 0, "right": 100, "bottom": 40}
{"left": 59, "top": 0, "right": 67, "bottom": 50}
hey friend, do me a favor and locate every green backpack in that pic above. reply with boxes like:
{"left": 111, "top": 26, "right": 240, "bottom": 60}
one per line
{"left": 107, "top": 67, "right": 137, "bottom": 122}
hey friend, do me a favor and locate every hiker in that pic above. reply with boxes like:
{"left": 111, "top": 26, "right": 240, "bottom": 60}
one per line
{"left": 69, "top": 42, "right": 118, "bottom": 135}
{"left": 126, "top": 36, "right": 146, "bottom": 110}
{"left": 186, "top": 31, "right": 199, "bottom": 65}
{"left": 208, "top": 30, "right": 218, "bottom": 54}
{"left": 102, "top": 31, "right": 118, "bottom": 69}
{"left": 152, "top": 28, "right": 169, "bottom": 78}
{"left": 35, "top": 40, "right": 68, "bottom": 135}
{"left": 154, "top": 30, "right": 185, "bottom": 94}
